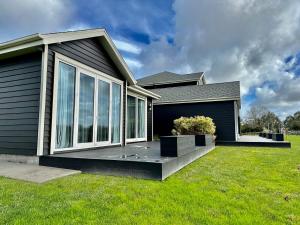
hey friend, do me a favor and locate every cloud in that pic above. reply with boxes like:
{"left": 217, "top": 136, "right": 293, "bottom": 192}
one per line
{"left": 124, "top": 58, "right": 143, "bottom": 69}
{"left": 138, "top": 0, "right": 300, "bottom": 118}
{"left": 0, "top": 0, "right": 75, "bottom": 42}
{"left": 113, "top": 39, "right": 142, "bottom": 54}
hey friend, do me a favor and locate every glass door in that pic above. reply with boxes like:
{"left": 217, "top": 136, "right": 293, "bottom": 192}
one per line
{"left": 126, "top": 95, "right": 146, "bottom": 142}
{"left": 78, "top": 73, "right": 95, "bottom": 145}
{"left": 96, "top": 80, "right": 110, "bottom": 144}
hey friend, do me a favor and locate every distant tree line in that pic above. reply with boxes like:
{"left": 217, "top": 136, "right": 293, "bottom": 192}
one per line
{"left": 241, "top": 106, "right": 300, "bottom": 134}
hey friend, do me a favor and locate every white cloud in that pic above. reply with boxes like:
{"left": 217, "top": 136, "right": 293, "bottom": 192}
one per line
{"left": 138, "top": 0, "right": 300, "bottom": 118}
{"left": 124, "top": 58, "right": 143, "bottom": 69}
{"left": 0, "top": 0, "right": 74, "bottom": 42}
{"left": 113, "top": 39, "right": 142, "bottom": 54}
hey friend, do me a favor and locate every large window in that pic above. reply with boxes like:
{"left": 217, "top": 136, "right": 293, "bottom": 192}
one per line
{"left": 97, "top": 80, "right": 110, "bottom": 142}
{"left": 52, "top": 55, "right": 123, "bottom": 152}
{"left": 111, "top": 83, "right": 121, "bottom": 143}
{"left": 126, "top": 94, "right": 146, "bottom": 142}
{"left": 55, "top": 62, "right": 76, "bottom": 148}
{"left": 78, "top": 73, "right": 95, "bottom": 144}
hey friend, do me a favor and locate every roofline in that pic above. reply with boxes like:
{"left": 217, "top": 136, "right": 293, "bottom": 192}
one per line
{"left": 140, "top": 78, "right": 200, "bottom": 87}
{"left": 128, "top": 85, "right": 161, "bottom": 100}
{"left": 153, "top": 96, "right": 241, "bottom": 105}
{"left": 0, "top": 29, "right": 137, "bottom": 85}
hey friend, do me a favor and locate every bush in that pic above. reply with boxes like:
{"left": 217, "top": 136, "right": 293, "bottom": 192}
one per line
{"left": 171, "top": 116, "right": 216, "bottom": 135}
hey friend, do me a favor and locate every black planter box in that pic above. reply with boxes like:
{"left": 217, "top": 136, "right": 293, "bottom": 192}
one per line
{"left": 266, "top": 133, "right": 273, "bottom": 139}
{"left": 272, "top": 133, "right": 284, "bottom": 141}
{"left": 195, "top": 134, "right": 215, "bottom": 146}
{"left": 160, "top": 135, "right": 195, "bottom": 157}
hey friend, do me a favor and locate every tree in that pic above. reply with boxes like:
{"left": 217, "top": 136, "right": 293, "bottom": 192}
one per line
{"left": 260, "top": 112, "right": 282, "bottom": 133}
{"left": 284, "top": 111, "right": 300, "bottom": 131}
{"left": 242, "top": 105, "right": 282, "bottom": 133}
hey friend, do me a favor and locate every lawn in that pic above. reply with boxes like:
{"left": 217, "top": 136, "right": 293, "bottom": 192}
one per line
{"left": 0, "top": 136, "right": 299, "bottom": 225}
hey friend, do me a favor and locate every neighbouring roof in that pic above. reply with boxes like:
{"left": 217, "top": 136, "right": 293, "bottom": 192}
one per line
{"left": 151, "top": 81, "right": 240, "bottom": 106}
{"left": 137, "top": 71, "right": 205, "bottom": 87}
{"left": 0, "top": 29, "right": 137, "bottom": 85}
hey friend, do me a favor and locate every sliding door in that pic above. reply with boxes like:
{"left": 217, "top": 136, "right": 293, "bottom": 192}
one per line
{"left": 137, "top": 99, "right": 145, "bottom": 138}
{"left": 127, "top": 96, "right": 136, "bottom": 139}
{"left": 97, "top": 80, "right": 110, "bottom": 142}
{"left": 52, "top": 56, "right": 123, "bottom": 152}
{"left": 78, "top": 73, "right": 95, "bottom": 144}
{"left": 126, "top": 95, "right": 146, "bottom": 142}
{"left": 55, "top": 62, "right": 76, "bottom": 148}
{"left": 111, "top": 83, "right": 121, "bottom": 143}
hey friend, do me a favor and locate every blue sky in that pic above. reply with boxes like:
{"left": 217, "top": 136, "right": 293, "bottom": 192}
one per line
{"left": 1, "top": 0, "right": 300, "bottom": 119}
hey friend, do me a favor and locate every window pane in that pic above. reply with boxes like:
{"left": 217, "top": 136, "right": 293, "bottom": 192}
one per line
{"left": 111, "top": 83, "right": 121, "bottom": 143}
{"left": 137, "top": 99, "right": 145, "bottom": 138}
{"left": 56, "top": 62, "right": 75, "bottom": 149}
{"left": 78, "top": 73, "right": 95, "bottom": 143}
{"left": 127, "top": 95, "right": 136, "bottom": 139}
{"left": 97, "top": 80, "right": 110, "bottom": 142}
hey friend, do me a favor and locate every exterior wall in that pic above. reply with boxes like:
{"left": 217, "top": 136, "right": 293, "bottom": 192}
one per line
{"left": 147, "top": 97, "right": 153, "bottom": 141}
{"left": 153, "top": 101, "right": 237, "bottom": 141}
{"left": 44, "top": 38, "right": 125, "bottom": 155}
{"left": 0, "top": 52, "right": 42, "bottom": 155}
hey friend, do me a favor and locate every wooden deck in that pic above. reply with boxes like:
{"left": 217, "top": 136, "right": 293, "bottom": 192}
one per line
{"left": 217, "top": 135, "right": 291, "bottom": 148}
{"left": 40, "top": 142, "right": 215, "bottom": 180}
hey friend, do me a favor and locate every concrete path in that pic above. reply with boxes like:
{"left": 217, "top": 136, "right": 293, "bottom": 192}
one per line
{"left": 0, "top": 161, "right": 81, "bottom": 183}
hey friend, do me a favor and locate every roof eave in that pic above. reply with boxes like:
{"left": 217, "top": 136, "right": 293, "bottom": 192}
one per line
{"left": 0, "top": 29, "right": 137, "bottom": 85}
{"left": 128, "top": 85, "right": 161, "bottom": 100}
{"left": 154, "top": 97, "right": 241, "bottom": 105}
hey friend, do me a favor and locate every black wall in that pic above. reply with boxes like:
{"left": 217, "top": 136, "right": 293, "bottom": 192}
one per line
{"left": 44, "top": 38, "right": 125, "bottom": 154}
{"left": 153, "top": 101, "right": 236, "bottom": 141}
{"left": 147, "top": 97, "right": 153, "bottom": 141}
{"left": 0, "top": 52, "right": 42, "bottom": 155}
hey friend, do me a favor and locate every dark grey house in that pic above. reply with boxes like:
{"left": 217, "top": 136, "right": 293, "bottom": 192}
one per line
{"left": 137, "top": 72, "right": 241, "bottom": 141}
{"left": 0, "top": 29, "right": 160, "bottom": 156}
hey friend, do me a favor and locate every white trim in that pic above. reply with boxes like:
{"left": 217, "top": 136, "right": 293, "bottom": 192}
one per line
{"left": 37, "top": 44, "right": 48, "bottom": 156}
{"left": 0, "top": 40, "right": 44, "bottom": 55}
{"left": 0, "top": 29, "right": 137, "bottom": 85}
{"left": 234, "top": 101, "right": 240, "bottom": 141}
{"left": 153, "top": 97, "right": 241, "bottom": 105}
{"left": 125, "top": 92, "right": 147, "bottom": 143}
{"left": 124, "top": 81, "right": 128, "bottom": 146}
{"left": 127, "top": 85, "right": 160, "bottom": 99}
{"left": 50, "top": 53, "right": 124, "bottom": 154}
{"left": 151, "top": 99, "right": 154, "bottom": 141}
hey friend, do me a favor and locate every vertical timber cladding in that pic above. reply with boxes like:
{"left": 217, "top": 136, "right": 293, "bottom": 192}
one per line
{"left": 153, "top": 100, "right": 236, "bottom": 141}
{"left": 0, "top": 52, "right": 42, "bottom": 155}
{"left": 147, "top": 97, "right": 153, "bottom": 141}
{"left": 44, "top": 38, "right": 126, "bottom": 154}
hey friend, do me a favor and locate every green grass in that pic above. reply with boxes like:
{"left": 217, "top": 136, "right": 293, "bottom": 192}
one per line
{"left": 1, "top": 136, "right": 300, "bottom": 225}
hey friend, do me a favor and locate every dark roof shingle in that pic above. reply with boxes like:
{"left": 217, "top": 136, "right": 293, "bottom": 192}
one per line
{"left": 137, "top": 71, "right": 204, "bottom": 86}
{"left": 151, "top": 81, "right": 240, "bottom": 104}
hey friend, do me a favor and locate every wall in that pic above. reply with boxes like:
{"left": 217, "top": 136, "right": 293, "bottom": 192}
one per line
{"left": 153, "top": 101, "right": 237, "bottom": 141}
{"left": 0, "top": 52, "right": 42, "bottom": 155}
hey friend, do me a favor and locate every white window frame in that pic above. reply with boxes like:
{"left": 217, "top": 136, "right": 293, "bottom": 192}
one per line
{"left": 126, "top": 91, "right": 147, "bottom": 143}
{"left": 51, "top": 53, "right": 123, "bottom": 154}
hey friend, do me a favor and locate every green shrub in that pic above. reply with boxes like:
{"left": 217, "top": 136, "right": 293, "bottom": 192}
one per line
{"left": 171, "top": 116, "right": 216, "bottom": 135}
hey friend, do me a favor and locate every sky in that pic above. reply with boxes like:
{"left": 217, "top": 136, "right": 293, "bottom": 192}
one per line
{"left": 1, "top": 0, "right": 300, "bottom": 120}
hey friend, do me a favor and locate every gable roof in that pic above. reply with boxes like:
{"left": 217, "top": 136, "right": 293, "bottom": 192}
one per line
{"left": 0, "top": 29, "right": 137, "bottom": 85}
{"left": 137, "top": 71, "right": 205, "bottom": 87}
{"left": 150, "top": 81, "right": 240, "bottom": 107}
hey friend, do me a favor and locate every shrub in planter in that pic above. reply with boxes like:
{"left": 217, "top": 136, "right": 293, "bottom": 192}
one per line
{"left": 171, "top": 116, "right": 216, "bottom": 136}
{"left": 171, "top": 116, "right": 216, "bottom": 146}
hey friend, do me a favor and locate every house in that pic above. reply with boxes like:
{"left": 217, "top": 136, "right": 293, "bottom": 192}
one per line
{"left": 0, "top": 29, "right": 160, "bottom": 157}
{"left": 137, "top": 71, "right": 241, "bottom": 141}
